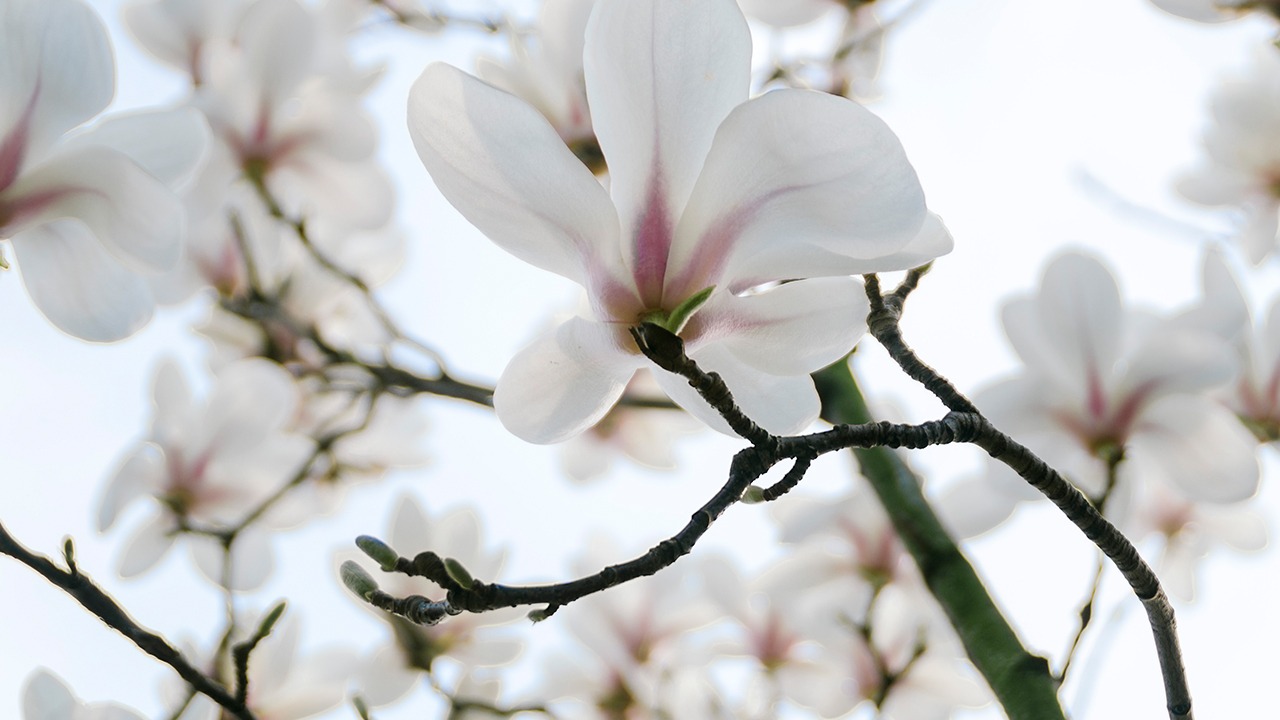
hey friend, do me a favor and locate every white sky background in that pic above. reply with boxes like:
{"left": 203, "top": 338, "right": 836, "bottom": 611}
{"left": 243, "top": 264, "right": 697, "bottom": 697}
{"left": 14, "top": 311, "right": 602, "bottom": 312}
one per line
{"left": 2, "top": 0, "right": 1279, "bottom": 718}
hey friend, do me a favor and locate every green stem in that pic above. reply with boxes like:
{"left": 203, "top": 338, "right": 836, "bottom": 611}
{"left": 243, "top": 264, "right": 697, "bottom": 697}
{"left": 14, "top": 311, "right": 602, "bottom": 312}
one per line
{"left": 813, "top": 359, "right": 1065, "bottom": 720}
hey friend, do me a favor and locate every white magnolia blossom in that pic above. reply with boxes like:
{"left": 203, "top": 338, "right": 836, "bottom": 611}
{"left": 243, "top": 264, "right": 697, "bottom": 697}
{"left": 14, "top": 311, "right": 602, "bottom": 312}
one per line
{"left": 1, "top": 0, "right": 206, "bottom": 341}
{"left": 1131, "top": 479, "right": 1267, "bottom": 601}
{"left": 97, "top": 357, "right": 314, "bottom": 589}
{"left": 559, "top": 370, "right": 701, "bottom": 482}
{"left": 176, "top": 613, "right": 357, "bottom": 720}
{"left": 409, "top": 0, "right": 950, "bottom": 443}
{"left": 348, "top": 495, "right": 522, "bottom": 708}
{"left": 22, "top": 669, "right": 145, "bottom": 720}
{"left": 476, "top": 0, "right": 600, "bottom": 169}
{"left": 1178, "top": 47, "right": 1280, "bottom": 265}
{"left": 974, "top": 251, "right": 1259, "bottom": 506}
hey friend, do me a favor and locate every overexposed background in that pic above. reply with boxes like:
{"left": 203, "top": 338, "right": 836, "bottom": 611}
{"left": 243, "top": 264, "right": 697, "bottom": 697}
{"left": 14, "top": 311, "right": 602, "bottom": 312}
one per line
{"left": 2, "top": 0, "right": 1278, "bottom": 717}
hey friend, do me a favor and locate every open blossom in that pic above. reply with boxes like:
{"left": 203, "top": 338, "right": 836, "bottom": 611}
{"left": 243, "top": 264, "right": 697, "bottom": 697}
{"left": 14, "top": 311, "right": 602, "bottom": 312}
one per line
{"left": 1178, "top": 48, "right": 1280, "bottom": 264}
{"left": 975, "top": 252, "right": 1259, "bottom": 506}
{"left": 97, "top": 358, "right": 314, "bottom": 589}
{"left": 1, "top": 0, "right": 205, "bottom": 341}
{"left": 476, "top": 0, "right": 601, "bottom": 171}
{"left": 410, "top": 0, "right": 949, "bottom": 443}
{"left": 346, "top": 496, "right": 521, "bottom": 708}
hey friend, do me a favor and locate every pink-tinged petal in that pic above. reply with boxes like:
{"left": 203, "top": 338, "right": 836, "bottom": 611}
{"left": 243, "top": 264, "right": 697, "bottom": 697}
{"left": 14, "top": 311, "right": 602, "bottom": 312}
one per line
{"left": 10, "top": 219, "right": 154, "bottom": 342}
{"left": 1130, "top": 395, "right": 1260, "bottom": 504}
{"left": 671, "top": 90, "right": 926, "bottom": 294}
{"left": 118, "top": 512, "right": 178, "bottom": 577}
{"left": 690, "top": 277, "right": 866, "bottom": 376}
{"left": 22, "top": 669, "right": 78, "bottom": 720}
{"left": 6, "top": 145, "right": 183, "bottom": 273}
{"left": 1120, "top": 326, "right": 1234, "bottom": 399}
{"left": 737, "top": 0, "right": 833, "bottom": 27}
{"left": 98, "top": 443, "right": 165, "bottom": 532}
{"left": 653, "top": 344, "right": 819, "bottom": 436}
{"left": 584, "top": 0, "right": 750, "bottom": 301}
{"left": 408, "top": 63, "right": 623, "bottom": 289}
{"left": 493, "top": 317, "right": 642, "bottom": 443}
{"left": 68, "top": 108, "right": 210, "bottom": 188}
{"left": 0, "top": 0, "right": 114, "bottom": 162}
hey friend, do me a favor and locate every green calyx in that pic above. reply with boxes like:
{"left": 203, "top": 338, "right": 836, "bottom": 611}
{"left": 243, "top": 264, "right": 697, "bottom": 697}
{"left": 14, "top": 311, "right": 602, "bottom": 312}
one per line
{"left": 639, "top": 286, "right": 715, "bottom": 335}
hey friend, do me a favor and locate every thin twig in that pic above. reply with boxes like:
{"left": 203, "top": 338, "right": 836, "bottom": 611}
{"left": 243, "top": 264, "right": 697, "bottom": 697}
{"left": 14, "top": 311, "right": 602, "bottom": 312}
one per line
{"left": 0, "top": 522, "right": 257, "bottom": 720}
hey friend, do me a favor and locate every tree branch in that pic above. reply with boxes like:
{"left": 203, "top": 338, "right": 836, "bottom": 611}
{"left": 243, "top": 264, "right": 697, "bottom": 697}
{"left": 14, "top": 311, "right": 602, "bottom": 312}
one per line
{"left": 0, "top": 522, "right": 257, "bottom": 720}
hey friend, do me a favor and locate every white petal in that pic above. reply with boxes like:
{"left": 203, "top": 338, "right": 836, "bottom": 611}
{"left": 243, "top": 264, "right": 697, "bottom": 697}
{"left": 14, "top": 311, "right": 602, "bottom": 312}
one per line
{"left": 1238, "top": 200, "right": 1280, "bottom": 265}
{"left": 22, "top": 669, "right": 78, "bottom": 720}
{"left": 118, "top": 513, "right": 177, "bottom": 577}
{"left": 11, "top": 219, "right": 155, "bottom": 342}
{"left": 201, "top": 358, "right": 298, "bottom": 455}
{"left": 0, "top": 0, "right": 114, "bottom": 160}
{"left": 738, "top": 0, "right": 833, "bottom": 27}
{"left": 584, "top": 0, "right": 750, "bottom": 298}
{"left": 1120, "top": 326, "right": 1234, "bottom": 398}
{"left": 408, "top": 62, "right": 622, "bottom": 288}
{"left": 691, "top": 277, "right": 867, "bottom": 376}
{"left": 653, "top": 344, "right": 819, "bottom": 436}
{"left": 189, "top": 527, "right": 274, "bottom": 590}
{"left": 69, "top": 108, "right": 211, "bottom": 188}
{"left": 934, "top": 475, "right": 1020, "bottom": 540}
{"left": 236, "top": 0, "right": 316, "bottom": 106}
{"left": 671, "top": 89, "right": 927, "bottom": 293}
{"left": 1130, "top": 395, "right": 1260, "bottom": 504}
{"left": 356, "top": 646, "right": 419, "bottom": 708}
{"left": 1175, "top": 165, "right": 1254, "bottom": 206}
{"left": 7, "top": 145, "right": 182, "bottom": 272}
{"left": 389, "top": 494, "right": 431, "bottom": 557}
{"left": 493, "top": 317, "right": 642, "bottom": 443}
{"left": 98, "top": 444, "right": 165, "bottom": 531}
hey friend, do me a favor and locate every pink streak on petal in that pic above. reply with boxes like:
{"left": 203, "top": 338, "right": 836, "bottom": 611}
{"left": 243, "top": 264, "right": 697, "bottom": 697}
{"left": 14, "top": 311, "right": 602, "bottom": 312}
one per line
{"left": 0, "top": 83, "right": 41, "bottom": 193}
{"left": 631, "top": 167, "right": 672, "bottom": 308}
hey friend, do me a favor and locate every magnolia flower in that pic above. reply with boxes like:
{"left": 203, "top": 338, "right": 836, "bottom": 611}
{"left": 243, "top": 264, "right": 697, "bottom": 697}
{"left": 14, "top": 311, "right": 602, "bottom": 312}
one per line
{"left": 347, "top": 495, "right": 521, "bottom": 708}
{"left": 476, "top": 0, "right": 601, "bottom": 170}
{"left": 175, "top": 613, "right": 357, "bottom": 720}
{"left": 124, "top": 0, "right": 249, "bottom": 83}
{"left": 188, "top": 0, "right": 392, "bottom": 228}
{"left": 1, "top": 0, "right": 205, "bottom": 341}
{"left": 97, "top": 358, "right": 314, "bottom": 589}
{"left": 1178, "top": 48, "right": 1280, "bottom": 265}
{"left": 409, "top": 0, "right": 949, "bottom": 444}
{"left": 1131, "top": 479, "right": 1266, "bottom": 602}
{"left": 22, "top": 669, "right": 145, "bottom": 720}
{"left": 975, "top": 252, "right": 1259, "bottom": 506}
{"left": 559, "top": 370, "right": 700, "bottom": 482}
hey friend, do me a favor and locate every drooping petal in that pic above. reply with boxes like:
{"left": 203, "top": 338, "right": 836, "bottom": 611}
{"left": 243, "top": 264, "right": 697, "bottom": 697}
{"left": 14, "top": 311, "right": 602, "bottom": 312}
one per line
{"left": 408, "top": 62, "right": 623, "bottom": 289}
{"left": 98, "top": 444, "right": 165, "bottom": 531}
{"left": 0, "top": 0, "right": 114, "bottom": 163}
{"left": 584, "top": 0, "right": 750, "bottom": 299}
{"left": 671, "top": 89, "right": 927, "bottom": 294}
{"left": 653, "top": 343, "right": 819, "bottom": 436}
{"left": 22, "top": 669, "right": 78, "bottom": 720}
{"left": 11, "top": 219, "right": 155, "bottom": 342}
{"left": 118, "top": 512, "right": 178, "bottom": 577}
{"left": 1130, "top": 394, "right": 1260, "bottom": 504}
{"left": 6, "top": 145, "right": 183, "bottom": 273}
{"left": 494, "top": 317, "right": 642, "bottom": 443}
{"left": 689, "top": 277, "right": 866, "bottom": 376}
